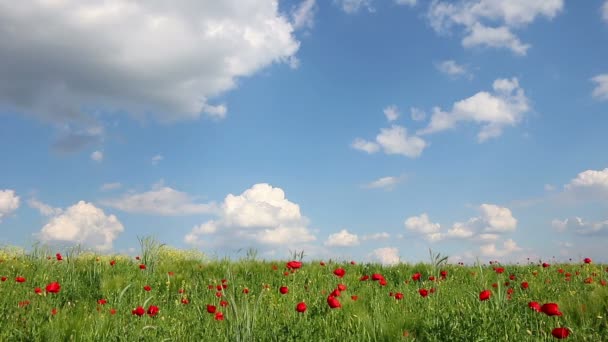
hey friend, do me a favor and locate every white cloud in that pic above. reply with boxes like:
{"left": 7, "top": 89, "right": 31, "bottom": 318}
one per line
{"left": 91, "top": 150, "right": 104, "bottom": 162}
{"left": 351, "top": 138, "right": 380, "bottom": 154}
{"left": 439, "top": 204, "right": 517, "bottom": 241}
{"left": 395, "top": 0, "right": 416, "bottom": 6}
{"left": 151, "top": 154, "right": 164, "bottom": 165}
{"left": 410, "top": 107, "right": 426, "bottom": 121}
{"left": 363, "top": 175, "right": 405, "bottom": 190}
{"left": 603, "top": 1, "right": 608, "bottom": 23}
{"left": 404, "top": 213, "right": 442, "bottom": 241}
{"left": 375, "top": 125, "right": 427, "bottom": 157}
{"left": 0, "top": 190, "right": 20, "bottom": 222}
{"left": 325, "top": 229, "right": 360, "bottom": 247}
{"left": 185, "top": 183, "right": 316, "bottom": 247}
{"left": 544, "top": 184, "right": 555, "bottom": 191}
{"left": 428, "top": 0, "right": 563, "bottom": 55}
{"left": 445, "top": 222, "right": 475, "bottom": 239}
{"left": 552, "top": 217, "right": 608, "bottom": 236}
{"left": 361, "top": 232, "right": 390, "bottom": 241}
{"left": 292, "top": 0, "right": 317, "bottom": 30}
{"left": 383, "top": 105, "right": 400, "bottom": 122}
{"left": 0, "top": 1, "right": 300, "bottom": 125}
{"left": 564, "top": 168, "right": 608, "bottom": 199}
{"left": 370, "top": 247, "right": 400, "bottom": 265}
{"left": 418, "top": 77, "right": 530, "bottom": 142}
{"left": 478, "top": 203, "right": 517, "bottom": 233}
{"left": 335, "top": 0, "right": 374, "bottom": 13}
{"left": 591, "top": 74, "right": 608, "bottom": 101}
{"left": 28, "top": 198, "right": 62, "bottom": 216}
{"left": 102, "top": 185, "right": 217, "bottom": 216}
{"left": 100, "top": 182, "right": 122, "bottom": 191}
{"left": 38, "top": 201, "right": 124, "bottom": 251}
{"left": 480, "top": 238, "right": 522, "bottom": 258}
{"left": 436, "top": 60, "right": 467, "bottom": 76}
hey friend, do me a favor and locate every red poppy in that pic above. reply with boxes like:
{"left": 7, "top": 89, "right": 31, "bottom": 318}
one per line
{"left": 337, "top": 284, "right": 347, "bottom": 291}
{"left": 1, "top": 276, "right": 6, "bottom": 282}
{"left": 132, "top": 306, "right": 145, "bottom": 316}
{"left": 15, "top": 276, "right": 26, "bottom": 283}
{"left": 19, "top": 300, "right": 30, "bottom": 307}
{"left": 333, "top": 268, "right": 346, "bottom": 278}
{"left": 430, "top": 287, "right": 436, "bottom": 294}
{"left": 494, "top": 267, "right": 505, "bottom": 274}
{"left": 584, "top": 277, "right": 593, "bottom": 284}
{"left": 278, "top": 286, "right": 288, "bottom": 295}
{"left": 98, "top": 299, "right": 107, "bottom": 305}
{"left": 109, "top": 308, "right": 117, "bottom": 315}
{"left": 220, "top": 300, "right": 228, "bottom": 307}
{"left": 327, "top": 296, "right": 341, "bottom": 309}
{"left": 181, "top": 298, "right": 189, "bottom": 304}
{"left": 521, "top": 281, "right": 529, "bottom": 289}
{"left": 428, "top": 275, "right": 436, "bottom": 281}
{"left": 542, "top": 263, "right": 550, "bottom": 268}
{"left": 528, "top": 301, "right": 541, "bottom": 312}
{"left": 360, "top": 275, "right": 370, "bottom": 281}
{"left": 378, "top": 278, "right": 387, "bottom": 286}
{"left": 215, "top": 291, "right": 222, "bottom": 298}
{"left": 46, "top": 281, "right": 61, "bottom": 293}
{"left": 296, "top": 302, "right": 307, "bottom": 313}
{"left": 214, "top": 312, "right": 224, "bottom": 321}
{"left": 419, "top": 289, "right": 429, "bottom": 298}
{"left": 440, "top": 270, "right": 448, "bottom": 279}
{"left": 286, "top": 261, "right": 302, "bottom": 270}
{"left": 147, "top": 305, "right": 159, "bottom": 317}
{"left": 110, "top": 260, "right": 116, "bottom": 266}
{"left": 551, "top": 327, "right": 570, "bottom": 339}
{"left": 509, "top": 274, "right": 516, "bottom": 280}
{"left": 479, "top": 290, "right": 491, "bottom": 301}
{"left": 412, "top": 273, "right": 421, "bottom": 281}
{"left": 178, "top": 288, "right": 185, "bottom": 294}
{"left": 206, "top": 305, "right": 217, "bottom": 313}
{"left": 243, "top": 288, "right": 249, "bottom": 294}
{"left": 395, "top": 292, "right": 404, "bottom": 300}
{"left": 583, "top": 257, "right": 592, "bottom": 264}
{"left": 56, "top": 253, "right": 63, "bottom": 261}
{"left": 351, "top": 295, "right": 358, "bottom": 301}
{"left": 330, "top": 289, "right": 341, "bottom": 297}
{"left": 51, "top": 308, "right": 58, "bottom": 315}
{"left": 143, "top": 285, "right": 152, "bottom": 292}
{"left": 135, "top": 256, "right": 140, "bottom": 260}
{"left": 34, "top": 287, "right": 42, "bottom": 294}
{"left": 139, "top": 264, "right": 146, "bottom": 270}
{"left": 541, "top": 303, "right": 562, "bottom": 316}
{"left": 320, "top": 261, "right": 326, "bottom": 266}
{"left": 350, "top": 261, "right": 356, "bottom": 265}
{"left": 371, "top": 274, "right": 383, "bottom": 281}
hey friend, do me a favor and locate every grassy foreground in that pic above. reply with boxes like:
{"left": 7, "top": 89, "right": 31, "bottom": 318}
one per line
{"left": 0, "top": 245, "right": 606, "bottom": 341}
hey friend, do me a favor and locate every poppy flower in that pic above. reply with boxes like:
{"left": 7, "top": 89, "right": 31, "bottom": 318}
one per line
{"left": 220, "top": 300, "right": 228, "bottom": 307}
{"left": 528, "top": 301, "right": 541, "bottom": 312}
{"left": 51, "top": 308, "right": 58, "bottom": 315}
{"left": 509, "top": 274, "right": 516, "bottom": 280}
{"left": 147, "top": 305, "right": 159, "bottom": 317}
{"left": 56, "top": 253, "right": 63, "bottom": 261}
{"left": 296, "top": 302, "right": 307, "bottom": 313}
{"left": 19, "top": 300, "right": 30, "bottom": 307}
{"left": 286, "top": 261, "right": 302, "bottom": 270}
{"left": 395, "top": 292, "right": 404, "bottom": 300}
{"left": 440, "top": 270, "right": 448, "bottom": 279}
{"left": 494, "top": 267, "right": 505, "bottom": 274}
{"left": 143, "top": 285, "right": 152, "bottom": 292}
{"left": 333, "top": 268, "right": 346, "bottom": 278}
{"left": 98, "top": 299, "right": 107, "bottom": 305}
{"left": 110, "top": 260, "right": 116, "bottom": 266}
{"left": 521, "top": 281, "right": 529, "bottom": 289}
{"left": 1, "top": 276, "right": 6, "bottom": 282}
{"left": 34, "top": 287, "right": 42, "bottom": 294}
{"left": 583, "top": 257, "right": 592, "bottom": 264}
{"left": 351, "top": 295, "right": 358, "bottom": 301}
{"left": 330, "top": 289, "right": 341, "bottom": 297}
{"left": 327, "top": 296, "right": 341, "bottom": 309}
{"left": 337, "top": 284, "right": 347, "bottom": 291}
{"left": 46, "top": 281, "right": 61, "bottom": 293}
{"left": 132, "top": 306, "right": 145, "bottom": 316}
{"left": 378, "top": 278, "right": 387, "bottom": 286}
{"left": 542, "top": 263, "right": 550, "bottom": 268}
{"left": 178, "top": 288, "right": 185, "bottom": 294}
{"left": 206, "top": 305, "right": 217, "bottom": 314}
{"left": 15, "top": 276, "right": 26, "bottom": 283}
{"left": 139, "top": 264, "right": 146, "bottom": 270}
{"left": 109, "top": 308, "right": 117, "bottom": 315}
{"left": 419, "top": 289, "right": 429, "bottom": 298}
{"left": 371, "top": 274, "right": 383, "bottom": 281}
{"left": 584, "top": 277, "right": 593, "bottom": 284}
{"left": 541, "top": 303, "right": 563, "bottom": 316}
{"left": 430, "top": 288, "right": 436, "bottom": 294}
{"left": 278, "top": 286, "right": 289, "bottom": 294}
{"left": 181, "top": 298, "right": 189, "bottom": 304}
{"left": 411, "top": 273, "right": 421, "bottom": 281}
{"left": 551, "top": 327, "right": 570, "bottom": 339}
{"left": 479, "top": 290, "right": 491, "bottom": 301}
{"left": 214, "top": 312, "right": 224, "bottom": 321}
{"left": 428, "top": 275, "right": 436, "bottom": 281}
{"left": 243, "top": 288, "right": 249, "bottom": 294}
{"left": 350, "top": 261, "right": 356, "bottom": 265}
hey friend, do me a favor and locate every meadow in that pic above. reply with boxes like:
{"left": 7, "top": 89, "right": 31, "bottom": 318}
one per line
{"left": 0, "top": 240, "right": 606, "bottom": 341}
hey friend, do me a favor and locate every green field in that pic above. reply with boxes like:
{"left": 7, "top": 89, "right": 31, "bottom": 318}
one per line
{"left": 0, "top": 243, "right": 606, "bottom": 341}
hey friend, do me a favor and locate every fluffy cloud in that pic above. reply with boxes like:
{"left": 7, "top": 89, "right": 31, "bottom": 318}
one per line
{"left": 292, "top": 0, "right": 317, "bottom": 30}
{"left": 479, "top": 238, "right": 522, "bottom": 258}
{"left": 552, "top": 217, "right": 608, "bottom": 236}
{"left": 418, "top": 78, "right": 530, "bottom": 142}
{"left": 383, "top": 105, "right": 400, "bottom": 122}
{"left": 28, "top": 198, "right": 62, "bottom": 216}
{"left": 564, "top": 168, "right": 608, "bottom": 199}
{"left": 363, "top": 175, "right": 405, "bottom": 190}
{"left": 0, "top": 190, "right": 20, "bottom": 222}
{"left": 335, "top": 0, "right": 374, "bottom": 13}
{"left": 404, "top": 213, "right": 442, "bottom": 241}
{"left": 102, "top": 185, "right": 217, "bottom": 216}
{"left": 185, "top": 183, "right": 315, "bottom": 247}
{"left": 371, "top": 247, "right": 400, "bottom": 265}
{"left": 38, "top": 201, "right": 124, "bottom": 251}
{"left": 351, "top": 138, "right": 380, "bottom": 154}
{"left": 428, "top": 0, "right": 563, "bottom": 55}
{"left": 91, "top": 151, "right": 104, "bottom": 162}
{"left": 0, "top": 1, "right": 300, "bottom": 126}
{"left": 436, "top": 60, "right": 468, "bottom": 77}
{"left": 325, "top": 229, "right": 360, "bottom": 247}
{"left": 353, "top": 125, "right": 427, "bottom": 158}
{"left": 591, "top": 74, "right": 608, "bottom": 101}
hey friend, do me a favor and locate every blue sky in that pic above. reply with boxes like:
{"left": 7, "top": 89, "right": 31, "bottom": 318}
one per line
{"left": 1, "top": 0, "right": 607, "bottom": 264}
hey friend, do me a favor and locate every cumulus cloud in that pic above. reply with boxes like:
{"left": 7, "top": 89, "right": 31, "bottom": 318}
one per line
{"left": 102, "top": 185, "right": 217, "bottom": 216}
{"left": 552, "top": 217, "right": 608, "bottom": 236}
{"left": 351, "top": 138, "right": 380, "bottom": 154}
{"left": 38, "top": 201, "right": 124, "bottom": 251}
{"left": 363, "top": 175, "right": 405, "bottom": 191}
{"left": 353, "top": 125, "right": 427, "bottom": 158}
{"left": 325, "top": 229, "right": 360, "bottom": 247}
{"left": 28, "top": 198, "right": 62, "bottom": 217}
{"left": 428, "top": 0, "right": 563, "bottom": 55}
{"left": 436, "top": 60, "right": 468, "bottom": 77}
{"left": 479, "top": 238, "right": 522, "bottom": 258}
{"left": 563, "top": 168, "right": 608, "bottom": 199}
{"left": 0, "top": 190, "right": 20, "bottom": 222}
{"left": 91, "top": 150, "right": 104, "bottom": 162}
{"left": 335, "top": 0, "right": 374, "bottom": 13}
{"left": 418, "top": 77, "right": 530, "bottom": 142}
{"left": 404, "top": 213, "right": 442, "bottom": 241}
{"left": 370, "top": 247, "right": 400, "bottom": 265}
{"left": 185, "top": 183, "right": 316, "bottom": 247}
{"left": 292, "top": 0, "right": 317, "bottom": 30}
{"left": 0, "top": 1, "right": 300, "bottom": 127}
{"left": 383, "top": 105, "right": 400, "bottom": 122}
{"left": 591, "top": 74, "right": 608, "bottom": 101}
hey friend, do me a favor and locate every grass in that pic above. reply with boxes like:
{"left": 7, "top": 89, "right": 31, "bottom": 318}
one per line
{"left": 0, "top": 244, "right": 606, "bottom": 341}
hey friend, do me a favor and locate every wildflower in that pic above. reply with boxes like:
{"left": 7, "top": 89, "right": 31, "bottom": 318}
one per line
{"left": 412, "top": 273, "right": 421, "bottom": 281}
{"left": 479, "top": 290, "right": 491, "bottom": 301}
{"left": 296, "top": 302, "right": 307, "bottom": 313}
{"left": 35, "top": 287, "right": 42, "bottom": 294}
{"left": 419, "top": 289, "right": 428, "bottom": 298}
{"left": 139, "top": 264, "right": 146, "bottom": 270}
{"left": 132, "top": 306, "right": 145, "bottom": 316}
{"left": 333, "top": 268, "right": 346, "bottom": 278}
{"left": 110, "top": 260, "right": 116, "bottom": 266}
{"left": 541, "top": 303, "right": 563, "bottom": 316}
{"left": 206, "top": 305, "right": 217, "bottom": 314}
{"left": 98, "top": 299, "right": 107, "bottom": 305}
{"left": 143, "top": 285, "right": 152, "bottom": 292}
{"left": 286, "top": 261, "right": 302, "bottom": 270}
{"left": 46, "top": 281, "right": 61, "bottom": 293}
{"left": 214, "top": 312, "right": 224, "bottom": 321}
{"left": 395, "top": 292, "right": 404, "bottom": 300}
{"left": 15, "top": 276, "right": 26, "bottom": 283}
{"left": 327, "top": 296, "right": 341, "bottom": 309}
{"left": 521, "top": 281, "right": 529, "bottom": 289}
{"left": 551, "top": 327, "right": 570, "bottom": 339}
{"left": 528, "top": 301, "right": 541, "bottom": 312}
{"left": 147, "top": 305, "right": 159, "bottom": 317}
{"left": 583, "top": 258, "right": 592, "bottom": 264}
{"left": 56, "top": 253, "right": 63, "bottom": 261}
